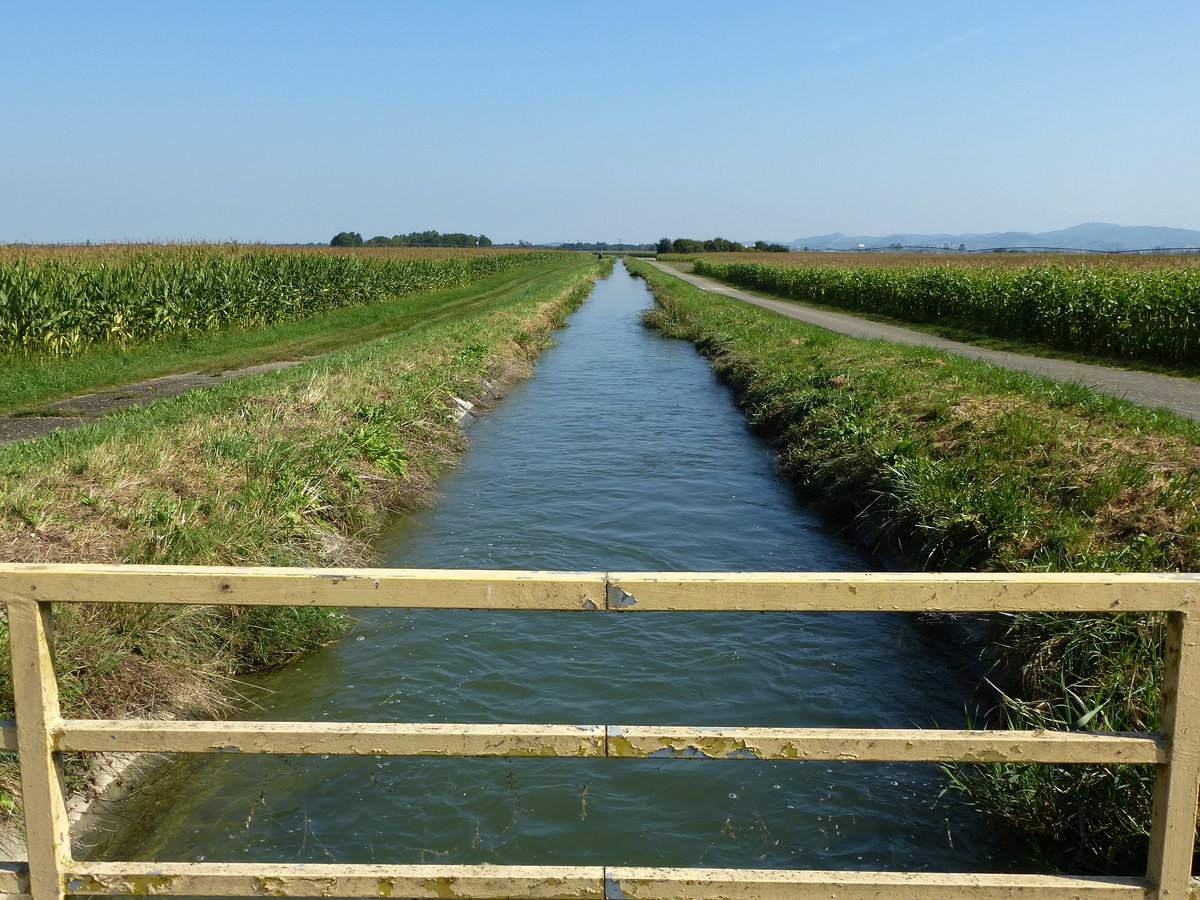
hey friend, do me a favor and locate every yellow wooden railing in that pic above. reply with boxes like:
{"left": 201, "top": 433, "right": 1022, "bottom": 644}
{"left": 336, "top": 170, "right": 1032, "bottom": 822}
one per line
{"left": 1, "top": 564, "right": 1198, "bottom": 899}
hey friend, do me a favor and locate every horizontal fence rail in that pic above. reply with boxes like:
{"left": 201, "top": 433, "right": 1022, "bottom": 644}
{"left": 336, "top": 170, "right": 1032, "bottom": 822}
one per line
{"left": 0, "top": 564, "right": 1198, "bottom": 899}
{"left": 0, "top": 564, "right": 1198, "bottom": 611}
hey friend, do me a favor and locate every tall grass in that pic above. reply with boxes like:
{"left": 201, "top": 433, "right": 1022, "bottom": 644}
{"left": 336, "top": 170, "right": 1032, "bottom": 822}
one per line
{"left": 693, "top": 259, "right": 1200, "bottom": 367}
{"left": 0, "top": 257, "right": 604, "bottom": 819}
{"left": 0, "top": 245, "right": 563, "bottom": 356}
{"left": 629, "top": 257, "right": 1200, "bottom": 873}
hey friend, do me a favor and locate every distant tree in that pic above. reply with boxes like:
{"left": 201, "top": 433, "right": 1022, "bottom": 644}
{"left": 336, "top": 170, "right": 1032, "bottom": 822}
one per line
{"left": 555, "top": 241, "right": 656, "bottom": 252}
{"left": 656, "top": 238, "right": 672, "bottom": 254}
{"left": 330, "top": 231, "right": 364, "bottom": 247}
{"left": 370, "top": 230, "right": 493, "bottom": 248}
{"left": 753, "top": 240, "right": 790, "bottom": 253}
{"left": 703, "top": 237, "right": 743, "bottom": 252}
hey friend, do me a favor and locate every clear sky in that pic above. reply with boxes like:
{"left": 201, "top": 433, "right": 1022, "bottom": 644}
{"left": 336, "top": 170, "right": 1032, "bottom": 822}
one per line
{"left": 3, "top": 1, "right": 1198, "bottom": 245}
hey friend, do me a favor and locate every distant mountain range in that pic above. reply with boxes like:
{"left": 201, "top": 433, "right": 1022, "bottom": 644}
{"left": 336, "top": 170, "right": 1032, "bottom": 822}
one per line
{"left": 787, "top": 223, "right": 1200, "bottom": 252}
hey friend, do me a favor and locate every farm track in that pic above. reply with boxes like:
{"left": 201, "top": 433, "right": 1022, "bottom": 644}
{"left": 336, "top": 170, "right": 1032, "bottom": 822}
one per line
{"left": 646, "top": 260, "right": 1200, "bottom": 422}
{"left": 0, "top": 263, "right": 566, "bottom": 447}
{"left": 0, "top": 361, "right": 308, "bottom": 445}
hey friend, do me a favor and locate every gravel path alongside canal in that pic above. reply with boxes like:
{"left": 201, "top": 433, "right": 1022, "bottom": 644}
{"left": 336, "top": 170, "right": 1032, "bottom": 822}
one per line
{"left": 646, "top": 260, "right": 1200, "bottom": 422}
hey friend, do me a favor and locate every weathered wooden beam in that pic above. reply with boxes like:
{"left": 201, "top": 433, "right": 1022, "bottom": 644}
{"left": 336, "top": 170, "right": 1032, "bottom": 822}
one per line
{"left": 1146, "top": 612, "right": 1200, "bottom": 898}
{"left": 604, "top": 867, "right": 1149, "bottom": 899}
{"left": 605, "top": 726, "right": 1166, "bottom": 765}
{"left": 0, "top": 720, "right": 17, "bottom": 751}
{"left": 59, "top": 721, "right": 605, "bottom": 757}
{"left": 6, "top": 599, "right": 70, "bottom": 900}
{"left": 0, "top": 862, "right": 30, "bottom": 897}
{"left": 1, "top": 564, "right": 1196, "bottom": 613}
{"left": 65, "top": 862, "right": 605, "bottom": 898}
{"left": 60, "top": 863, "right": 1154, "bottom": 899}
{"left": 0, "top": 565, "right": 608, "bottom": 610}
{"left": 2, "top": 563, "right": 1196, "bottom": 900}
{"left": 606, "top": 571, "right": 1200, "bottom": 613}
{"left": 54, "top": 720, "right": 1165, "bottom": 765}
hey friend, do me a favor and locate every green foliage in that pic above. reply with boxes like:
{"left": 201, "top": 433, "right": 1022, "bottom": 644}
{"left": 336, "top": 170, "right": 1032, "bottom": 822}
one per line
{"left": 347, "top": 403, "right": 410, "bottom": 476}
{"left": 668, "top": 237, "right": 746, "bottom": 253}
{"left": 694, "top": 258, "right": 1200, "bottom": 367}
{"left": 628, "top": 257, "right": 1200, "bottom": 873}
{"left": 945, "top": 611, "right": 1168, "bottom": 873}
{"left": 330, "top": 231, "right": 364, "bottom": 247}
{"left": 0, "top": 258, "right": 602, "bottom": 731}
{"left": 555, "top": 241, "right": 656, "bottom": 252}
{"left": 656, "top": 237, "right": 788, "bottom": 254}
{"left": 361, "top": 230, "right": 490, "bottom": 248}
{"left": 0, "top": 247, "right": 561, "bottom": 357}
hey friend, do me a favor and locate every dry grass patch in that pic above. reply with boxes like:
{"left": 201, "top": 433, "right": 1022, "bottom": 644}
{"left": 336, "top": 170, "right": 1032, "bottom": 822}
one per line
{"left": 0, "top": 258, "right": 602, "bottom": 821}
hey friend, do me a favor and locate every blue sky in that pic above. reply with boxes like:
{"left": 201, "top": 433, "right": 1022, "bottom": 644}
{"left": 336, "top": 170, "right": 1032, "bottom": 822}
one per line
{"left": 3, "top": 1, "right": 1198, "bottom": 244}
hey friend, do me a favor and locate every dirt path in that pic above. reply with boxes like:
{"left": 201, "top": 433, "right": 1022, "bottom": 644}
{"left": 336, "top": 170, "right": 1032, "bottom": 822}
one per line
{"left": 646, "top": 260, "right": 1200, "bottom": 422}
{"left": 0, "top": 360, "right": 306, "bottom": 446}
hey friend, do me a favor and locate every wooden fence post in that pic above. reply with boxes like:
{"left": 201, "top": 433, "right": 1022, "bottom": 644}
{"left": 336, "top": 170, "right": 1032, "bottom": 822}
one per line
{"left": 1146, "top": 610, "right": 1200, "bottom": 898}
{"left": 8, "top": 598, "right": 70, "bottom": 900}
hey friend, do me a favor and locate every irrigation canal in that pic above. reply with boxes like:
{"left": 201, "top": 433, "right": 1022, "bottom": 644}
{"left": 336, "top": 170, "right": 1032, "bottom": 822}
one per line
{"left": 89, "top": 261, "right": 1013, "bottom": 875}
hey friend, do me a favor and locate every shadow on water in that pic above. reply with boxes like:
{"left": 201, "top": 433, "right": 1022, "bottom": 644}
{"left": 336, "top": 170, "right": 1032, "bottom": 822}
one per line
{"left": 86, "top": 261, "right": 1017, "bottom": 874}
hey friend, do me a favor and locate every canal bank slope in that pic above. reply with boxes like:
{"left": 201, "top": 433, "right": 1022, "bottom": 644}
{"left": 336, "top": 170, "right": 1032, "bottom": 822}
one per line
{"left": 0, "top": 258, "right": 607, "bottom": 837}
{"left": 629, "top": 257, "right": 1200, "bottom": 873}
{"left": 644, "top": 260, "right": 1200, "bottom": 422}
{"left": 86, "top": 259, "right": 1007, "bottom": 875}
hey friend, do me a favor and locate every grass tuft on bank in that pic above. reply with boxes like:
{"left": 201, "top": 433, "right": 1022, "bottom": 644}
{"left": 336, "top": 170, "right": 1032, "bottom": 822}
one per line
{"left": 0, "top": 257, "right": 605, "bottom": 818}
{"left": 628, "top": 257, "right": 1200, "bottom": 874}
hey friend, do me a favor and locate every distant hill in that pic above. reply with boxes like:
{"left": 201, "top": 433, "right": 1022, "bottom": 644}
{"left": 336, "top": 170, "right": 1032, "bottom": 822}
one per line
{"left": 788, "top": 223, "right": 1200, "bottom": 252}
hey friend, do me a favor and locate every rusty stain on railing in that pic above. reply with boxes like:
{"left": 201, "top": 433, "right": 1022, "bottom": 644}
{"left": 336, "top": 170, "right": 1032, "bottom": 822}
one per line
{"left": 0, "top": 564, "right": 1198, "bottom": 899}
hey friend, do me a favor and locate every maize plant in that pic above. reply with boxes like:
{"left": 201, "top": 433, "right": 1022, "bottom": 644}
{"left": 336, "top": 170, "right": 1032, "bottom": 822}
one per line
{"left": 694, "top": 259, "right": 1200, "bottom": 366}
{"left": 0, "top": 245, "right": 562, "bottom": 357}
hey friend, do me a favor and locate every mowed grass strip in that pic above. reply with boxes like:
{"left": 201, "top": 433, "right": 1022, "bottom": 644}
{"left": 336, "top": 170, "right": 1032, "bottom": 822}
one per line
{"left": 628, "top": 257, "right": 1200, "bottom": 873}
{"left": 0, "top": 258, "right": 604, "bottom": 816}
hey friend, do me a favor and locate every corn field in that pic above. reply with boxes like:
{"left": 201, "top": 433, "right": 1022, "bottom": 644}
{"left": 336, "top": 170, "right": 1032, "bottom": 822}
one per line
{"left": 0, "top": 245, "right": 563, "bottom": 356}
{"left": 693, "top": 259, "right": 1200, "bottom": 366}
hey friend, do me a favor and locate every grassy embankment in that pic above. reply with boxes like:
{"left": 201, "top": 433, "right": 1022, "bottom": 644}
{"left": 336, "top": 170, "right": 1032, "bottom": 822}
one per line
{"left": 628, "top": 257, "right": 1200, "bottom": 874}
{"left": 0, "top": 252, "right": 606, "bottom": 817}
{"left": 660, "top": 252, "right": 1200, "bottom": 379}
{"left": 0, "top": 244, "right": 565, "bottom": 413}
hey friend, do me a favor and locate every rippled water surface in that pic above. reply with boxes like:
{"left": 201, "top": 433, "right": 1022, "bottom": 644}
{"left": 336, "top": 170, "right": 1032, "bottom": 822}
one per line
{"left": 93, "top": 262, "right": 1010, "bottom": 873}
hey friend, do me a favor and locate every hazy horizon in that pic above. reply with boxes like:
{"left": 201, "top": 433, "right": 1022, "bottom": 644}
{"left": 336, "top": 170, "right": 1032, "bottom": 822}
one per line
{"left": 4, "top": 1, "right": 1198, "bottom": 245}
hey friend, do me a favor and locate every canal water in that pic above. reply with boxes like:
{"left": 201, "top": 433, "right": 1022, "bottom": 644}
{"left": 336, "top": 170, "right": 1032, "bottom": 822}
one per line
{"left": 90, "top": 261, "right": 1011, "bottom": 873}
